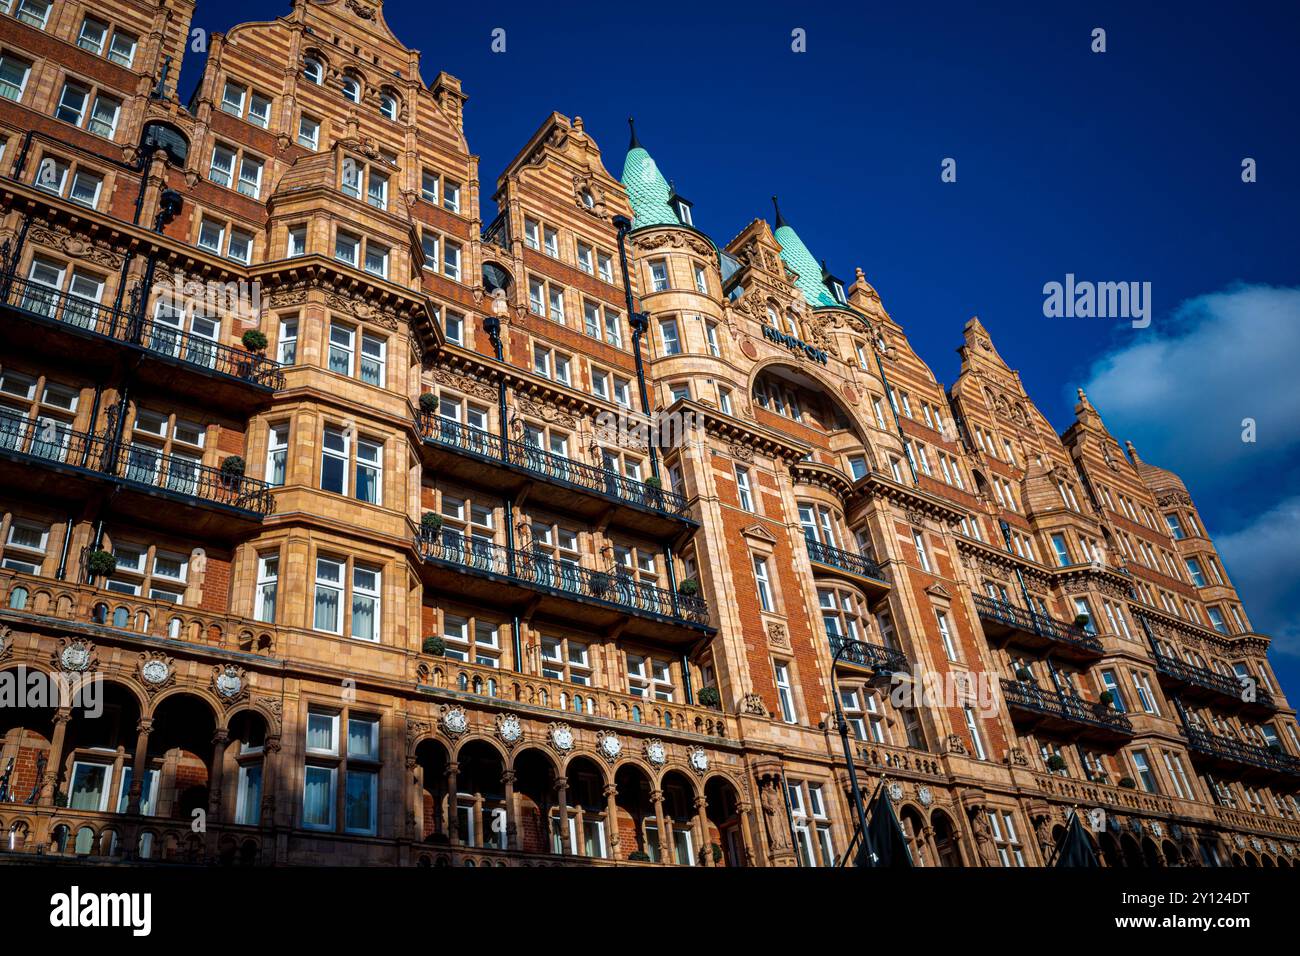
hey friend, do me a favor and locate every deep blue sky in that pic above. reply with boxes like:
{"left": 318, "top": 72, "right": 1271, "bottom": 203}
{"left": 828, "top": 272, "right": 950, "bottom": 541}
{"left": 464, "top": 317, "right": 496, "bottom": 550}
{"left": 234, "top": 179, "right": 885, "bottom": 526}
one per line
{"left": 185, "top": 1, "right": 1300, "bottom": 694}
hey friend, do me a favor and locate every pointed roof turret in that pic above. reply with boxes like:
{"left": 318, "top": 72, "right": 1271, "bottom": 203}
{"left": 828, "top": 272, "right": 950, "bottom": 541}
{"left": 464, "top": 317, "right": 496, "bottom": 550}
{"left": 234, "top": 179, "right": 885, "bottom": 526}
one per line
{"left": 770, "top": 197, "right": 836, "bottom": 307}
{"left": 619, "top": 118, "right": 678, "bottom": 229}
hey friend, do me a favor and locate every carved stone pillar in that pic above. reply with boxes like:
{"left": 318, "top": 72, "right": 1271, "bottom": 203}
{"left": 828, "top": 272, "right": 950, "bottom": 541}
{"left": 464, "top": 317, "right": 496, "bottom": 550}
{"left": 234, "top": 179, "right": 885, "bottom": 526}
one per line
{"left": 603, "top": 783, "right": 620, "bottom": 859}
{"left": 260, "top": 734, "right": 280, "bottom": 831}
{"left": 208, "top": 728, "right": 229, "bottom": 820}
{"left": 445, "top": 761, "right": 460, "bottom": 847}
{"left": 38, "top": 710, "right": 71, "bottom": 807}
{"left": 554, "top": 777, "right": 569, "bottom": 855}
{"left": 736, "top": 801, "right": 757, "bottom": 867}
{"left": 694, "top": 794, "right": 710, "bottom": 867}
{"left": 650, "top": 788, "right": 668, "bottom": 863}
{"left": 126, "top": 718, "right": 153, "bottom": 815}
{"left": 501, "top": 769, "right": 518, "bottom": 851}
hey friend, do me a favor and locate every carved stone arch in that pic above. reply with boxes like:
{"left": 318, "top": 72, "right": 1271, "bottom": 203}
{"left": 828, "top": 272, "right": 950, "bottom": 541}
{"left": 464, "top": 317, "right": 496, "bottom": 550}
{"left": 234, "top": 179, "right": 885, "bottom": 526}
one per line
{"left": 610, "top": 754, "right": 658, "bottom": 783}
{"left": 219, "top": 699, "right": 282, "bottom": 738}
{"left": 144, "top": 683, "right": 224, "bottom": 723}
{"left": 746, "top": 357, "right": 876, "bottom": 449}
{"left": 450, "top": 733, "right": 510, "bottom": 766}
{"left": 560, "top": 752, "right": 611, "bottom": 788}
{"left": 701, "top": 769, "right": 748, "bottom": 800}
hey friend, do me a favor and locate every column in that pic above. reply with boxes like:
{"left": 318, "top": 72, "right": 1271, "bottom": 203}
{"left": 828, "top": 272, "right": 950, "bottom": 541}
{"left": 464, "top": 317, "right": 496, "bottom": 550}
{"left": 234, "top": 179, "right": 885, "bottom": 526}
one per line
{"left": 38, "top": 710, "right": 71, "bottom": 806}
{"left": 261, "top": 734, "right": 281, "bottom": 830}
{"left": 446, "top": 761, "right": 459, "bottom": 846}
{"left": 207, "top": 728, "right": 229, "bottom": 819}
{"left": 405, "top": 754, "right": 421, "bottom": 843}
{"left": 501, "top": 769, "right": 519, "bottom": 851}
{"left": 694, "top": 794, "right": 710, "bottom": 867}
{"left": 603, "top": 783, "right": 620, "bottom": 860}
{"left": 736, "top": 801, "right": 757, "bottom": 867}
{"left": 651, "top": 788, "right": 668, "bottom": 863}
{"left": 126, "top": 718, "right": 153, "bottom": 815}
{"left": 553, "top": 777, "right": 569, "bottom": 855}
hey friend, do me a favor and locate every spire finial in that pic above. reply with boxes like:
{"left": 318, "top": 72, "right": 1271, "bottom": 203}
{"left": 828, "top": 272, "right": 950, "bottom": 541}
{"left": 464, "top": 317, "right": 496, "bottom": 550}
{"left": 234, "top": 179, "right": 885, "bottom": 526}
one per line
{"left": 1124, "top": 439, "right": 1141, "bottom": 463}
{"left": 772, "top": 195, "right": 788, "bottom": 229}
{"left": 627, "top": 116, "right": 641, "bottom": 150}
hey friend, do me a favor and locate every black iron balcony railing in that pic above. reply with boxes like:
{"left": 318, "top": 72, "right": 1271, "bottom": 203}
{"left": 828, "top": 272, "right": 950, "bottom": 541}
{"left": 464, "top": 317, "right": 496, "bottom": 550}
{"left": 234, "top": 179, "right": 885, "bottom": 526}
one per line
{"left": 973, "top": 593, "right": 1103, "bottom": 654}
{"left": 0, "top": 410, "right": 274, "bottom": 516}
{"left": 416, "top": 530, "right": 709, "bottom": 627}
{"left": 827, "top": 635, "right": 907, "bottom": 674}
{"left": 1153, "top": 651, "right": 1275, "bottom": 710}
{"left": 3, "top": 273, "right": 284, "bottom": 389}
{"left": 1183, "top": 725, "right": 1300, "bottom": 779}
{"left": 806, "top": 538, "right": 888, "bottom": 584}
{"left": 1000, "top": 678, "right": 1134, "bottom": 735}
{"left": 417, "top": 412, "right": 692, "bottom": 521}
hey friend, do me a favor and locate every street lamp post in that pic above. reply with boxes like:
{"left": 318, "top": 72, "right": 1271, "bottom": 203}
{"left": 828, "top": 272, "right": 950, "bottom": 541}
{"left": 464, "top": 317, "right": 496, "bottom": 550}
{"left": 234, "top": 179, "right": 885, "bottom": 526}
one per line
{"left": 829, "top": 637, "right": 888, "bottom": 864}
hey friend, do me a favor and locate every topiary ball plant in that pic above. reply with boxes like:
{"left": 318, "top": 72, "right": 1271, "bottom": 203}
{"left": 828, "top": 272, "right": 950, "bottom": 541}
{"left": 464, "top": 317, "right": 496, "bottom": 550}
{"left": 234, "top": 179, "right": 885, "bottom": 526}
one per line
{"left": 86, "top": 549, "right": 117, "bottom": 579}
{"left": 241, "top": 329, "right": 269, "bottom": 353}
{"left": 221, "top": 455, "right": 246, "bottom": 477}
{"left": 1014, "top": 667, "right": 1033, "bottom": 682}
{"left": 420, "top": 512, "right": 443, "bottom": 535}
{"left": 628, "top": 850, "right": 651, "bottom": 862}
{"left": 644, "top": 475, "right": 663, "bottom": 489}
{"left": 418, "top": 392, "right": 438, "bottom": 414}
{"left": 422, "top": 635, "right": 445, "bottom": 656}
{"left": 1073, "top": 613, "right": 1091, "bottom": 628}
{"left": 677, "top": 578, "right": 700, "bottom": 597}
{"left": 697, "top": 686, "right": 721, "bottom": 709}
{"left": 1046, "top": 754, "right": 1067, "bottom": 772}
{"left": 1098, "top": 690, "right": 1115, "bottom": 707}
{"left": 1117, "top": 776, "right": 1136, "bottom": 789}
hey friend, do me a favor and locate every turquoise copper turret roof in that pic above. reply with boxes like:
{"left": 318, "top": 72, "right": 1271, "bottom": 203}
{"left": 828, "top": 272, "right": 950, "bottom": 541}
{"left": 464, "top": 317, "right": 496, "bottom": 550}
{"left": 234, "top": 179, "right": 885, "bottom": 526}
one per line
{"left": 771, "top": 196, "right": 838, "bottom": 308}
{"left": 620, "top": 118, "right": 679, "bottom": 229}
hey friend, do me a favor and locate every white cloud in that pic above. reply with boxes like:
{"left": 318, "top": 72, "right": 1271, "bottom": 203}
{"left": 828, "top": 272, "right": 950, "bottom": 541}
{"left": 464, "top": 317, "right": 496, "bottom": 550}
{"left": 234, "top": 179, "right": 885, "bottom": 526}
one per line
{"left": 1215, "top": 496, "right": 1300, "bottom": 658}
{"left": 1081, "top": 284, "right": 1300, "bottom": 495}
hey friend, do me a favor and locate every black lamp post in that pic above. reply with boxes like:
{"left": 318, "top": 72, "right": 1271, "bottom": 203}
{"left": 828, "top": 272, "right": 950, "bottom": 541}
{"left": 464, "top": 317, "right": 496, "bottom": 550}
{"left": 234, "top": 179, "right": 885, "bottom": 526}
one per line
{"left": 828, "top": 636, "right": 890, "bottom": 864}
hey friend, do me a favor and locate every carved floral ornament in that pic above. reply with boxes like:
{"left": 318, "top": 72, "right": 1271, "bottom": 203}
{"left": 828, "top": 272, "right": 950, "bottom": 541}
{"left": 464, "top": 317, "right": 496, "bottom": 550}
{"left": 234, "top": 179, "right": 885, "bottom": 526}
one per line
{"left": 631, "top": 231, "right": 714, "bottom": 259}
{"left": 0, "top": 624, "right": 11, "bottom": 661}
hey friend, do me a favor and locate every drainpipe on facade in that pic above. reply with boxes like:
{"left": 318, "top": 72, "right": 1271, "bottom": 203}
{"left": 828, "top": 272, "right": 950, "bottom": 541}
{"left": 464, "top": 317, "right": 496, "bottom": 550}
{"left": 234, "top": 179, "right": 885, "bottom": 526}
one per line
{"left": 484, "top": 308, "right": 520, "bottom": 644}
{"left": 873, "top": 347, "right": 919, "bottom": 487}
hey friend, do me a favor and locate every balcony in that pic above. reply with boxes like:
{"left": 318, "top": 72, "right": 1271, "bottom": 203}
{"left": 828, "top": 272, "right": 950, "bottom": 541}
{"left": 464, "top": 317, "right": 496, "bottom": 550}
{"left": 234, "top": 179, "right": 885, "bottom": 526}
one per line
{"left": 1001, "top": 678, "right": 1134, "bottom": 743}
{"left": 973, "top": 594, "right": 1103, "bottom": 662}
{"left": 0, "top": 272, "right": 284, "bottom": 412}
{"left": 805, "top": 538, "right": 890, "bottom": 594}
{"left": 1183, "top": 725, "right": 1300, "bottom": 784}
{"left": 415, "top": 531, "right": 712, "bottom": 643}
{"left": 0, "top": 412, "right": 274, "bottom": 536}
{"left": 1153, "top": 651, "right": 1276, "bottom": 716}
{"left": 827, "top": 635, "right": 907, "bottom": 675}
{"left": 416, "top": 412, "right": 696, "bottom": 538}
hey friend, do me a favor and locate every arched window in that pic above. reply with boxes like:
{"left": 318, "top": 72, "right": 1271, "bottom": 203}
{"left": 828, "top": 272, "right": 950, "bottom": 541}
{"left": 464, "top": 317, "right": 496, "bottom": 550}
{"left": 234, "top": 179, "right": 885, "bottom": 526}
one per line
{"left": 303, "top": 58, "right": 323, "bottom": 84}
{"left": 341, "top": 76, "right": 360, "bottom": 103}
{"left": 112, "top": 606, "right": 129, "bottom": 628}
{"left": 632, "top": 705, "right": 642, "bottom": 723}
{"left": 8, "top": 586, "right": 27, "bottom": 609}
{"left": 379, "top": 92, "right": 397, "bottom": 120}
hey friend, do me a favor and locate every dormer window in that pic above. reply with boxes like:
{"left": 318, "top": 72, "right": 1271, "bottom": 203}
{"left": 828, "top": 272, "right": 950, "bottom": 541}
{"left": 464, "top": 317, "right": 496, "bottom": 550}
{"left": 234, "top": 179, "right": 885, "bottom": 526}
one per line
{"left": 671, "top": 195, "right": 693, "bottom": 226}
{"left": 830, "top": 280, "right": 846, "bottom": 304}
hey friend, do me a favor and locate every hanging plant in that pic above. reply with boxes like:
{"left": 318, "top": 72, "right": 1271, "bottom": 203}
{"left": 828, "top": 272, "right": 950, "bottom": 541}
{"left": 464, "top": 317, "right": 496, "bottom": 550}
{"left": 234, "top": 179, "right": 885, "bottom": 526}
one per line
{"left": 422, "top": 635, "right": 445, "bottom": 656}
{"left": 86, "top": 550, "right": 117, "bottom": 579}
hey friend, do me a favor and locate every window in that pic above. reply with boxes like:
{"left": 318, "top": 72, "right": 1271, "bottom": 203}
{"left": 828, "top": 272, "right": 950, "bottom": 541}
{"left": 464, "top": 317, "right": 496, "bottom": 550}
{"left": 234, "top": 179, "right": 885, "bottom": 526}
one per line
{"left": 298, "top": 115, "right": 320, "bottom": 150}
{"left": 0, "top": 54, "right": 32, "bottom": 102}
{"left": 287, "top": 225, "right": 307, "bottom": 258}
{"left": 341, "top": 75, "right": 360, "bottom": 103}
{"left": 694, "top": 264, "right": 709, "bottom": 294}
{"left": 753, "top": 555, "right": 773, "bottom": 612}
{"left": 1163, "top": 750, "right": 1193, "bottom": 800}
{"left": 627, "top": 654, "right": 674, "bottom": 701}
{"left": 14, "top": 0, "right": 52, "bottom": 29}
{"left": 442, "top": 180, "right": 461, "bottom": 213}
{"left": 2, "top": 521, "right": 47, "bottom": 574}
{"left": 255, "top": 554, "right": 278, "bottom": 623}
{"left": 576, "top": 242, "right": 594, "bottom": 274}
{"left": 1132, "top": 671, "right": 1160, "bottom": 715}
{"left": 335, "top": 231, "right": 360, "bottom": 267}
{"left": 379, "top": 92, "right": 397, "bottom": 120}
{"left": 963, "top": 707, "right": 987, "bottom": 760}
{"left": 774, "top": 662, "right": 796, "bottom": 723}
{"left": 912, "top": 530, "right": 931, "bottom": 572}
{"left": 735, "top": 466, "right": 753, "bottom": 511}
{"left": 660, "top": 318, "right": 681, "bottom": 355}
{"left": 936, "top": 610, "right": 958, "bottom": 660}
{"left": 303, "top": 57, "right": 323, "bottom": 84}
{"left": 1050, "top": 533, "right": 1071, "bottom": 567}
{"left": 1100, "top": 670, "right": 1127, "bottom": 712}
{"left": 598, "top": 252, "right": 614, "bottom": 283}
{"left": 78, "top": 18, "right": 109, "bottom": 55}
{"left": 351, "top": 564, "right": 380, "bottom": 641}
{"left": 443, "top": 241, "right": 462, "bottom": 281}
{"left": 321, "top": 426, "right": 349, "bottom": 495}
{"left": 1185, "top": 557, "right": 1207, "bottom": 588}
{"left": 1131, "top": 750, "right": 1159, "bottom": 793}
{"left": 364, "top": 242, "right": 389, "bottom": 279}
{"left": 355, "top": 437, "right": 382, "bottom": 504}
{"left": 278, "top": 318, "right": 298, "bottom": 365}
{"left": 649, "top": 260, "right": 669, "bottom": 292}
{"left": 443, "top": 309, "right": 464, "bottom": 345}
{"left": 704, "top": 320, "right": 720, "bottom": 357}
{"left": 313, "top": 557, "right": 344, "bottom": 634}
{"left": 987, "top": 810, "right": 1025, "bottom": 866}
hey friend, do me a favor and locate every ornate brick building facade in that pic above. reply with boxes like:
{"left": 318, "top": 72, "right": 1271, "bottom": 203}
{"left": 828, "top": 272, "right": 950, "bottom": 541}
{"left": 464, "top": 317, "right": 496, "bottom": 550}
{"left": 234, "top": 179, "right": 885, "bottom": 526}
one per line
{"left": 0, "top": 0, "right": 1296, "bottom": 867}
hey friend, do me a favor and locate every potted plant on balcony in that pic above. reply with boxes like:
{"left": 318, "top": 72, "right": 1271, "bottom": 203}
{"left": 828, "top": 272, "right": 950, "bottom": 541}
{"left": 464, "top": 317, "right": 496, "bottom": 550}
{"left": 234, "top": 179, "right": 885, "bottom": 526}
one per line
{"left": 628, "top": 850, "right": 651, "bottom": 862}
{"left": 1073, "top": 613, "right": 1090, "bottom": 629}
{"left": 698, "top": 686, "right": 721, "bottom": 709}
{"left": 1117, "top": 776, "right": 1136, "bottom": 789}
{"left": 420, "top": 512, "right": 443, "bottom": 540}
{"left": 1014, "top": 666, "right": 1033, "bottom": 682}
{"left": 1098, "top": 690, "right": 1115, "bottom": 708}
{"left": 418, "top": 392, "right": 438, "bottom": 415}
{"left": 86, "top": 549, "right": 117, "bottom": 581}
{"left": 590, "top": 571, "right": 613, "bottom": 598}
{"left": 238, "top": 330, "right": 268, "bottom": 378}
{"left": 1045, "top": 754, "right": 1067, "bottom": 773}
{"left": 220, "top": 455, "right": 245, "bottom": 491}
{"left": 422, "top": 635, "right": 445, "bottom": 657}
{"left": 677, "top": 578, "right": 700, "bottom": 598}
{"left": 643, "top": 474, "right": 664, "bottom": 509}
